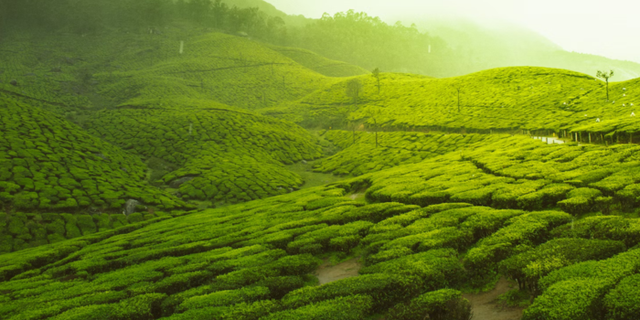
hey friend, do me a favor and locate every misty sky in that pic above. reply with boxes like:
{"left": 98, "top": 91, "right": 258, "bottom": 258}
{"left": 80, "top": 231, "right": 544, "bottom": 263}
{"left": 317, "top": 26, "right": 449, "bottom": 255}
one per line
{"left": 267, "top": 0, "right": 640, "bottom": 63}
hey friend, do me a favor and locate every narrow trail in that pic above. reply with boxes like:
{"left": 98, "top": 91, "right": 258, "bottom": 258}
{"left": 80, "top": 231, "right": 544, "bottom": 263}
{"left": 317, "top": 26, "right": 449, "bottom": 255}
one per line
{"left": 463, "top": 277, "right": 524, "bottom": 320}
{"left": 314, "top": 257, "right": 362, "bottom": 285}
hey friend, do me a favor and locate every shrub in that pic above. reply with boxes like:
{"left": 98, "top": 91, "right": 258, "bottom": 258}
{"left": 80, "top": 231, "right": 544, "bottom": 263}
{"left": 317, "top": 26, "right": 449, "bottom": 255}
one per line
{"left": 603, "top": 274, "right": 640, "bottom": 320}
{"left": 499, "top": 238, "right": 625, "bottom": 292}
{"left": 386, "top": 289, "right": 472, "bottom": 320}
{"left": 557, "top": 188, "right": 602, "bottom": 215}
{"left": 538, "top": 248, "right": 640, "bottom": 291}
{"left": 261, "top": 294, "right": 373, "bottom": 320}
{"left": 282, "top": 273, "right": 422, "bottom": 312}
{"left": 522, "top": 278, "right": 612, "bottom": 320}
{"left": 254, "top": 276, "right": 305, "bottom": 299}
{"left": 176, "top": 286, "right": 270, "bottom": 312}
{"left": 361, "top": 249, "right": 463, "bottom": 289}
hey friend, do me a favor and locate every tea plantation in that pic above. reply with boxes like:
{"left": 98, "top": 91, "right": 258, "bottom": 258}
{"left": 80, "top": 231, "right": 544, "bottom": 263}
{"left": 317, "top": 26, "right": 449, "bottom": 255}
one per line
{"left": 2, "top": 19, "right": 640, "bottom": 320}
{"left": 84, "top": 101, "right": 323, "bottom": 204}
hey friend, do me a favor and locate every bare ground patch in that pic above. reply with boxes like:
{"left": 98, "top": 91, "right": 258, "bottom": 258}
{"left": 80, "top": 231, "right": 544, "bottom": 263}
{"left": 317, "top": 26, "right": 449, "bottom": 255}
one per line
{"left": 314, "top": 257, "right": 363, "bottom": 285}
{"left": 463, "top": 277, "right": 524, "bottom": 320}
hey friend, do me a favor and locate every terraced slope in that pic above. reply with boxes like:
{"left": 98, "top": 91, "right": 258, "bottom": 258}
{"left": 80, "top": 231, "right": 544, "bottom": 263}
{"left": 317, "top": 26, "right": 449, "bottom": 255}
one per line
{"left": 0, "top": 30, "right": 355, "bottom": 114}
{"left": 314, "top": 130, "right": 506, "bottom": 176}
{"left": 85, "top": 100, "right": 323, "bottom": 204}
{"left": 0, "top": 165, "right": 638, "bottom": 319}
{"left": 335, "top": 135, "right": 640, "bottom": 215}
{"left": 266, "top": 45, "right": 369, "bottom": 77}
{"left": 0, "top": 93, "right": 184, "bottom": 212}
{"left": 263, "top": 67, "right": 640, "bottom": 137}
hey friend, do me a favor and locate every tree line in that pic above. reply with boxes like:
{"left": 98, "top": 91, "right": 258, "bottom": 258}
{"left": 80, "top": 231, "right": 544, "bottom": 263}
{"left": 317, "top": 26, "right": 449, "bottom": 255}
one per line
{"left": 1, "top": 0, "right": 466, "bottom": 77}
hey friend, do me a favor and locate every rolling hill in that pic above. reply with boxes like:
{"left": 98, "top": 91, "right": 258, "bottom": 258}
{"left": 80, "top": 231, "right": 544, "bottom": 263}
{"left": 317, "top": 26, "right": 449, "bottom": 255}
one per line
{"left": 1, "top": 5, "right": 640, "bottom": 320}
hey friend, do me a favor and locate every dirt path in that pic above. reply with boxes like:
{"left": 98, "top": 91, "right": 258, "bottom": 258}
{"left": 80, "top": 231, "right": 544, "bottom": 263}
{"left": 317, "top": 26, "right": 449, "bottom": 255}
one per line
{"left": 463, "top": 277, "right": 524, "bottom": 320}
{"left": 314, "top": 257, "right": 362, "bottom": 285}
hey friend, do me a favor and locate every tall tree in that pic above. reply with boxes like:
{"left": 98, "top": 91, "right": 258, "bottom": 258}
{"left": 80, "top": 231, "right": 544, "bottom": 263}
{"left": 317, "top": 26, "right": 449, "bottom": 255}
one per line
{"left": 371, "top": 68, "right": 381, "bottom": 94}
{"left": 597, "top": 70, "right": 614, "bottom": 102}
{"left": 345, "top": 79, "right": 363, "bottom": 144}
{"left": 452, "top": 84, "right": 462, "bottom": 112}
{"left": 211, "top": 0, "right": 228, "bottom": 29}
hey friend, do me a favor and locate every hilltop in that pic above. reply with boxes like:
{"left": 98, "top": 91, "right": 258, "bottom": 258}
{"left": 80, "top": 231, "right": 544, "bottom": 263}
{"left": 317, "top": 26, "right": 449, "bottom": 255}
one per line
{"left": 264, "top": 66, "right": 640, "bottom": 142}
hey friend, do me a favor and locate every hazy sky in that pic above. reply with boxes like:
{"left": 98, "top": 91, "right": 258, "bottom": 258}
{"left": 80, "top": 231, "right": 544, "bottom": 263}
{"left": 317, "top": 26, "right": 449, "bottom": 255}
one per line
{"left": 267, "top": 0, "right": 640, "bottom": 63}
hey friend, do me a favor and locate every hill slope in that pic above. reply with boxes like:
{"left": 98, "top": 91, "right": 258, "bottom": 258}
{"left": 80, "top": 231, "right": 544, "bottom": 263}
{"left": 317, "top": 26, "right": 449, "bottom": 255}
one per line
{"left": 1, "top": 134, "right": 639, "bottom": 319}
{"left": 85, "top": 100, "right": 323, "bottom": 205}
{"left": 0, "top": 93, "right": 183, "bottom": 212}
{"left": 263, "top": 66, "right": 640, "bottom": 140}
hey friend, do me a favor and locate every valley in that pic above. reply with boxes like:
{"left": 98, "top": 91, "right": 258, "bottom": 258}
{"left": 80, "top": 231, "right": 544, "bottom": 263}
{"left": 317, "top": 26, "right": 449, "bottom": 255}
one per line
{"left": 1, "top": 2, "right": 640, "bottom": 320}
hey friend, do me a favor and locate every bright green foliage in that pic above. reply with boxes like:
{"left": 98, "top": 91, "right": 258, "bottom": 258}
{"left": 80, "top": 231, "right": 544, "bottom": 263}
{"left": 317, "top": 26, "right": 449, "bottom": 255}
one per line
{"left": 499, "top": 238, "right": 625, "bottom": 292}
{"left": 557, "top": 188, "right": 602, "bottom": 215}
{"left": 603, "top": 274, "right": 640, "bottom": 320}
{"left": 261, "top": 295, "right": 373, "bottom": 320}
{"left": 550, "top": 215, "right": 640, "bottom": 248}
{"left": 0, "top": 92, "right": 184, "bottom": 214}
{"left": 282, "top": 273, "right": 421, "bottom": 312}
{"left": 386, "top": 289, "right": 472, "bottom": 320}
{"left": 464, "top": 211, "right": 572, "bottom": 278}
{"left": 522, "top": 278, "right": 613, "bottom": 320}
{"left": 538, "top": 248, "right": 640, "bottom": 291}
{"left": 267, "top": 45, "right": 368, "bottom": 77}
{"left": 360, "top": 249, "right": 464, "bottom": 290}
{"left": 85, "top": 105, "right": 322, "bottom": 204}
{"left": 176, "top": 286, "right": 270, "bottom": 312}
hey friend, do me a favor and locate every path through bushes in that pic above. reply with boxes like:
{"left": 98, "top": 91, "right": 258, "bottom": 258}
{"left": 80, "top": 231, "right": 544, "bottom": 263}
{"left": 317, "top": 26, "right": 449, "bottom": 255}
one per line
{"left": 463, "top": 277, "right": 524, "bottom": 320}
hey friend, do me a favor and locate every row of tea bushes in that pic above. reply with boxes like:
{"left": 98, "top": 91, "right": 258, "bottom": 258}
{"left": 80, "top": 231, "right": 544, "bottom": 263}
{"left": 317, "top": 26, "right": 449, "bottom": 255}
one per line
{"left": 0, "top": 210, "right": 167, "bottom": 254}
{"left": 0, "top": 29, "right": 340, "bottom": 113}
{"left": 91, "top": 32, "right": 338, "bottom": 109}
{"left": 1, "top": 177, "right": 640, "bottom": 319}
{"left": 315, "top": 130, "right": 499, "bottom": 176}
{"left": 0, "top": 94, "right": 184, "bottom": 212}
{"left": 328, "top": 134, "right": 640, "bottom": 215}
{"left": 523, "top": 247, "right": 640, "bottom": 320}
{"left": 267, "top": 45, "right": 368, "bottom": 78}
{"left": 266, "top": 66, "right": 610, "bottom": 132}
{"left": 85, "top": 104, "right": 323, "bottom": 203}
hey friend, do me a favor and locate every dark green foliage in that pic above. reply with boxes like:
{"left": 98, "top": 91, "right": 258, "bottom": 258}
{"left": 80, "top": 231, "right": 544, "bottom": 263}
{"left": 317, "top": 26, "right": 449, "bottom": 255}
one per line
{"left": 177, "top": 286, "right": 270, "bottom": 312}
{"left": 282, "top": 273, "right": 421, "bottom": 312}
{"left": 603, "top": 274, "right": 640, "bottom": 320}
{"left": 255, "top": 276, "right": 305, "bottom": 299}
{"left": 464, "top": 211, "right": 572, "bottom": 279}
{"left": 0, "top": 93, "right": 184, "bottom": 215}
{"left": 261, "top": 295, "right": 373, "bottom": 320}
{"left": 386, "top": 289, "right": 472, "bottom": 320}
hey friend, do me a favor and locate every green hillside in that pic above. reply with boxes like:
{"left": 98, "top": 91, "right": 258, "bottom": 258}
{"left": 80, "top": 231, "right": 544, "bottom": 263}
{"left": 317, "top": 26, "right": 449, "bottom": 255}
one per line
{"left": 0, "top": 29, "right": 365, "bottom": 115}
{"left": 264, "top": 66, "right": 640, "bottom": 141}
{"left": 266, "top": 45, "right": 369, "bottom": 77}
{"left": 84, "top": 100, "right": 323, "bottom": 205}
{"left": 1, "top": 133, "right": 639, "bottom": 319}
{"left": 2, "top": 2, "right": 640, "bottom": 319}
{"left": 0, "top": 93, "right": 183, "bottom": 212}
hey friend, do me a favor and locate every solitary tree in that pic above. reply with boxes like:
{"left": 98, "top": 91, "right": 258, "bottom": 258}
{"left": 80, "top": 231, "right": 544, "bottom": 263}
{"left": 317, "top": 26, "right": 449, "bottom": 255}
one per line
{"left": 597, "top": 70, "right": 614, "bottom": 101}
{"left": 372, "top": 68, "right": 381, "bottom": 94}
{"left": 452, "top": 84, "right": 462, "bottom": 112}
{"left": 367, "top": 107, "right": 381, "bottom": 148}
{"left": 345, "top": 79, "right": 363, "bottom": 144}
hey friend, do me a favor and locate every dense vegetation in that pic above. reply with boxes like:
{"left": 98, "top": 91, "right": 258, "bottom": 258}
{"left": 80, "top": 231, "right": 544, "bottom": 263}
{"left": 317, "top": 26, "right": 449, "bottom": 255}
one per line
{"left": 2, "top": 1, "right": 640, "bottom": 319}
